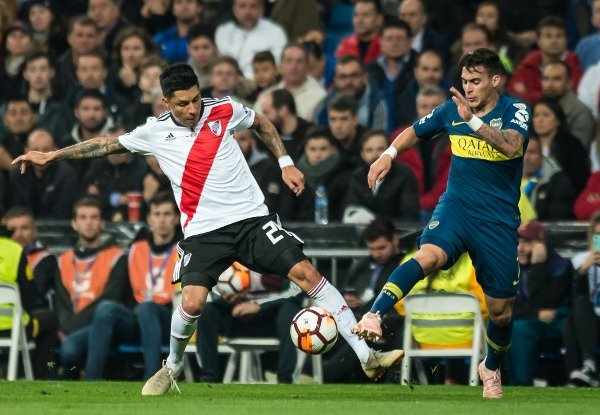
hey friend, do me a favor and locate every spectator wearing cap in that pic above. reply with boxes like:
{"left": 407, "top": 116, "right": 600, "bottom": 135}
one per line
{"left": 508, "top": 220, "right": 573, "bottom": 386}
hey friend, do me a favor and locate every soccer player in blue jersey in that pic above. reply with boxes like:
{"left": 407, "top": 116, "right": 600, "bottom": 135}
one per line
{"left": 353, "top": 48, "right": 530, "bottom": 398}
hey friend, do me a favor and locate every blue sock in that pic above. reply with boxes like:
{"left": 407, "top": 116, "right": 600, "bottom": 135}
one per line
{"left": 369, "top": 258, "right": 425, "bottom": 316}
{"left": 485, "top": 318, "right": 513, "bottom": 370}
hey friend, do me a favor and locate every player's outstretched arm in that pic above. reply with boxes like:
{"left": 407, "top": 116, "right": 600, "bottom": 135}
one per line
{"left": 450, "top": 87, "right": 524, "bottom": 158}
{"left": 12, "top": 135, "right": 129, "bottom": 174}
{"left": 251, "top": 113, "right": 305, "bottom": 196}
{"left": 367, "top": 126, "right": 419, "bottom": 190}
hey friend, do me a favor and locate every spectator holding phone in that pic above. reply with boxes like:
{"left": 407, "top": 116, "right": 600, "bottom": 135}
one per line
{"left": 563, "top": 211, "right": 600, "bottom": 387}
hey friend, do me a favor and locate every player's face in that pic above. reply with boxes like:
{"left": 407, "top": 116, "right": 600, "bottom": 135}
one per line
{"left": 361, "top": 134, "right": 388, "bottom": 165}
{"left": 460, "top": 66, "right": 499, "bottom": 110}
{"left": 532, "top": 103, "right": 559, "bottom": 137}
{"left": 188, "top": 36, "right": 217, "bottom": 69}
{"left": 541, "top": 64, "right": 570, "bottom": 98}
{"left": 76, "top": 56, "right": 107, "bottom": 89}
{"left": 304, "top": 138, "right": 335, "bottom": 166}
{"left": 380, "top": 27, "right": 411, "bottom": 59}
{"left": 414, "top": 52, "right": 443, "bottom": 87}
{"left": 537, "top": 27, "right": 567, "bottom": 57}
{"left": 475, "top": 4, "right": 499, "bottom": 32}
{"left": 366, "top": 236, "right": 396, "bottom": 264}
{"left": 523, "top": 139, "right": 542, "bottom": 176}
{"left": 328, "top": 109, "right": 358, "bottom": 141}
{"left": 5, "top": 216, "right": 36, "bottom": 247}
{"left": 353, "top": 2, "right": 381, "bottom": 37}
{"left": 165, "top": 85, "right": 202, "bottom": 129}
{"left": 147, "top": 202, "right": 179, "bottom": 240}
{"left": 23, "top": 57, "right": 54, "bottom": 91}
{"left": 72, "top": 206, "right": 103, "bottom": 243}
{"left": 233, "top": 0, "right": 263, "bottom": 29}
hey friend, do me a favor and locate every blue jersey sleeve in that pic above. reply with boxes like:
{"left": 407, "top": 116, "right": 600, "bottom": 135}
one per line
{"left": 503, "top": 101, "right": 531, "bottom": 138}
{"left": 412, "top": 101, "right": 450, "bottom": 140}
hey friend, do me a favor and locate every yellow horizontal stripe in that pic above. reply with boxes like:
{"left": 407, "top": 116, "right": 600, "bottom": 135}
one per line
{"left": 382, "top": 282, "right": 403, "bottom": 300}
{"left": 486, "top": 334, "right": 510, "bottom": 352}
{"left": 449, "top": 134, "right": 523, "bottom": 161}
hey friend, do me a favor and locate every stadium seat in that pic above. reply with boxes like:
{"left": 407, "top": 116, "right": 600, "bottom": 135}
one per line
{"left": 0, "top": 283, "right": 35, "bottom": 380}
{"left": 401, "top": 293, "right": 485, "bottom": 386}
{"left": 183, "top": 337, "right": 323, "bottom": 384}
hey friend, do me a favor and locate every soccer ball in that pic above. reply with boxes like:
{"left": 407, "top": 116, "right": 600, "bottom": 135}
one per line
{"left": 290, "top": 306, "right": 338, "bottom": 354}
{"left": 216, "top": 262, "right": 251, "bottom": 295}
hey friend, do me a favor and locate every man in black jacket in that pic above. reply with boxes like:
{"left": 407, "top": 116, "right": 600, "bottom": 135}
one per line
{"left": 508, "top": 220, "right": 573, "bottom": 385}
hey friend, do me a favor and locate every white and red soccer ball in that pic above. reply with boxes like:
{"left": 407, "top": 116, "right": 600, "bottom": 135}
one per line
{"left": 290, "top": 306, "right": 338, "bottom": 354}
{"left": 216, "top": 262, "right": 252, "bottom": 295}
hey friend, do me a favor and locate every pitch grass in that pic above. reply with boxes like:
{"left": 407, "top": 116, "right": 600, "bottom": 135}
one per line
{"left": 1, "top": 382, "right": 599, "bottom": 415}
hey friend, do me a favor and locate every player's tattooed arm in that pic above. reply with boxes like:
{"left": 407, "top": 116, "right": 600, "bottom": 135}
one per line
{"left": 12, "top": 135, "right": 128, "bottom": 173}
{"left": 251, "top": 113, "right": 288, "bottom": 159}
{"left": 475, "top": 126, "right": 525, "bottom": 158}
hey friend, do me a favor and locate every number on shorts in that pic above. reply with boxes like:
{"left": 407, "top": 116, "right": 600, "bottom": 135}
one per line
{"left": 262, "top": 221, "right": 285, "bottom": 244}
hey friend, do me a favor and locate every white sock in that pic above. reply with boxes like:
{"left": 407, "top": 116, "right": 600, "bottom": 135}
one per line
{"left": 308, "top": 277, "right": 370, "bottom": 364}
{"left": 166, "top": 305, "right": 199, "bottom": 369}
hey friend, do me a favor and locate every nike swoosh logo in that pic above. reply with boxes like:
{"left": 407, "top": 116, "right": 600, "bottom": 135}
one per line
{"left": 451, "top": 120, "right": 467, "bottom": 126}
{"left": 512, "top": 279, "right": 520, "bottom": 286}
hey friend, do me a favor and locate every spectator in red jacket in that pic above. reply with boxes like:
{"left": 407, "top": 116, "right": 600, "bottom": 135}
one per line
{"left": 508, "top": 16, "right": 583, "bottom": 105}
{"left": 335, "top": 0, "right": 383, "bottom": 65}
{"left": 574, "top": 172, "right": 600, "bottom": 220}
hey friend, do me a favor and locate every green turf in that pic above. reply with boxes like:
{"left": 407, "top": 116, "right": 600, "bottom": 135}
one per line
{"left": 1, "top": 382, "right": 599, "bottom": 415}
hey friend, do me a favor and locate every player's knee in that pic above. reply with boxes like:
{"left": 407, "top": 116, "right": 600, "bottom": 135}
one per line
{"left": 289, "top": 260, "right": 320, "bottom": 284}
{"left": 414, "top": 246, "right": 446, "bottom": 273}
{"left": 181, "top": 289, "right": 206, "bottom": 316}
{"left": 489, "top": 308, "right": 512, "bottom": 326}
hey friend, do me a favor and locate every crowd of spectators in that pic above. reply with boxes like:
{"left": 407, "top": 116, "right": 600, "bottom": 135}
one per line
{"left": 1, "top": 0, "right": 600, "bottom": 386}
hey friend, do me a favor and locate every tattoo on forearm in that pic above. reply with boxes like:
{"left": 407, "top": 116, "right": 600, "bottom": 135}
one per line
{"left": 476, "top": 125, "right": 523, "bottom": 157}
{"left": 254, "top": 118, "right": 287, "bottom": 159}
{"left": 55, "top": 136, "right": 128, "bottom": 160}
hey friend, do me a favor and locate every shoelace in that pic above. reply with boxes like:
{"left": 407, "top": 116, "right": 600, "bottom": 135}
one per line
{"left": 168, "top": 368, "right": 182, "bottom": 395}
{"left": 483, "top": 370, "right": 502, "bottom": 393}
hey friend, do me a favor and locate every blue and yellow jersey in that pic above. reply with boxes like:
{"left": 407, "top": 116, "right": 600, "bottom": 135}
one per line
{"left": 413, "top": 94, "right": 530, "bottom": 226}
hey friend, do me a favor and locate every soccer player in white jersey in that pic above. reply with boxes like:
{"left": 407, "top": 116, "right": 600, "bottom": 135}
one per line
{"left": 13, "top": 63, "right": 404, "bottom": 394}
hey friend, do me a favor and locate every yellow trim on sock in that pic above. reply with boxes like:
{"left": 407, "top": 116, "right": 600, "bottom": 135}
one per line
{"left": 31, "top": 318, "right": 39, "bottom": 339}
{"left": 382, "top": 282, "right": 403, "bottom": 300}
{"left": 486, "top": 334, "right": 510, "bottom": 352}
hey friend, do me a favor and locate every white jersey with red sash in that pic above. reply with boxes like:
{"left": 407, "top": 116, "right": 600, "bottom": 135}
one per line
{"left": 128, "top": 240, "right": 177, "bottom": 305}
{"left": 117, "top": 97, "right": 268, "bottom": 238}
{"left": 58, "top": 246, "right": 122, "bottom": 313}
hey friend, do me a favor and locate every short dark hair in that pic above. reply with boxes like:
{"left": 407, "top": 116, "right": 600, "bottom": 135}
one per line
{"left": 73, "top": 196, "right": 102, "bottom": 218}
{"left": 544, "top": 60, "right": 572, "bottom": 79}
{"left": 188, "top": 23, "right": 215, "bottom": 43}
{"left": 210, "top": 55, "right": 241, "bottom": 75}
{"left": 75, "top": 88, "right": 107, "bottom": 108}
{"left": 112, "top": 26, "right": 157, "bottom": 63}
{"left": 271, "top": 88, "right": 297, "bottom": 114}
{"left": 160, "top": 63, "right": 199, "bottom": 99}
{"left": 536, "top": 16, "right": 566, "bottom": 36}
{"left": 252, "top": 50, "right": 276, "bottom": 65}
{"left": 362, "top": 217, "right": 396, "bottom": 242}
{"left": 336, "top": 54, "right": 364, "bottom": 70}
{"left": 148, "top": 191, "right": 179, "bottom": 214}
{"left": 301, "top": 41, "right": 323, "bottom": 60}
{"left": 328, "top": 93, "right": 358, "bottom": 115}
{"left": 22, "top": 51, "right": 53, "bottom": 71}
{"left": 3, "top": 206, "right": 34, "bottom": 221}
{"left": 459, "top": 47, "right": 502, "bottom": 76}
{"left": 5, "top": 96, "right": 34, "bottom": 112}
{"left": 356, "top": 0, "right": 383, "bottom": 15}
{"left": 77, "top": 50, "right": 108, "bottom": 68}
{"left": 381, "top": 17, "right": 412, "bottom": 38}
{"left": 68, "top": 15, "right": 97, "bottom": 35}
{"left": 304, "top": 126, "right": 337, "bottom": 148}
{"left": 281, "top": 42, "right": 308, "bottom": 62}
{"left": 360, "top": 129, "right": 388, "bottom": 148}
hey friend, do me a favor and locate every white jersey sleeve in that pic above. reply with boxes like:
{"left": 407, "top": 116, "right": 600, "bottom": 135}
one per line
{"left": 117, "top": 118, "right": 155, "bottom": 155}
{"left": 227, "top": 97, "right": 255, "bottom": 132}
